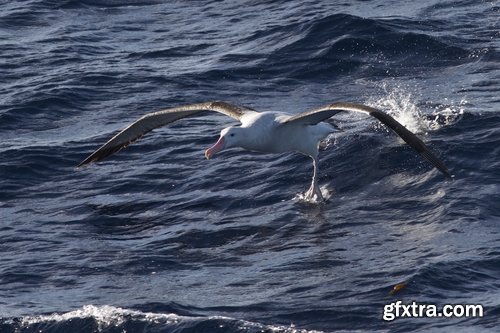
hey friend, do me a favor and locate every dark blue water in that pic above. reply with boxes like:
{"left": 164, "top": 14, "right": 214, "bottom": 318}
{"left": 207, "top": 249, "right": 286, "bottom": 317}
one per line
{"left": 1, "top": 0, "right": 499, "bottom": 332}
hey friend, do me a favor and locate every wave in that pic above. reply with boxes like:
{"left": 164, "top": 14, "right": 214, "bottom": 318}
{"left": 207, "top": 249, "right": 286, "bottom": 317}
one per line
{"left": 1, "top": 305, "right": 325, "bottom": 333}
{"left": 186, "top": 13, "right": 471, "bottom": 82}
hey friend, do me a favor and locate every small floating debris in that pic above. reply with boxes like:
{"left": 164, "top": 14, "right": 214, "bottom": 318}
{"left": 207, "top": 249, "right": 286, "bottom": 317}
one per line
{"left": 389, "top": 282, "right": 407, "bottom": 296}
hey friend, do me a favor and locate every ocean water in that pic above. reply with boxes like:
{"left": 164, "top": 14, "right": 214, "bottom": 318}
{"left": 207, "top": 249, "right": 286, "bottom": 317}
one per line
{"left": 1, "top": 0, "right": 499, "bottom": 332}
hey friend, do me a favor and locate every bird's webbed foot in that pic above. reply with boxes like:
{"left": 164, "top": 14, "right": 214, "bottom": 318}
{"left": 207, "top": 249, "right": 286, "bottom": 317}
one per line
{"left": 304, "top": 183, "right": 324, "bottom": 202}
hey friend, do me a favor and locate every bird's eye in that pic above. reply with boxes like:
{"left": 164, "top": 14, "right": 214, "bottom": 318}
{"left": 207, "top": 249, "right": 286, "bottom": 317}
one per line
{"left": 230, "top": 133, "right": 235, "bottom": 137}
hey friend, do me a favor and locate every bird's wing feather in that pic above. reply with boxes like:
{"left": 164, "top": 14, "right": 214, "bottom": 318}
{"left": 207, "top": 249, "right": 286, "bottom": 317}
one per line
{"left": 78, "top": 101, "right": 254, "bottom": 166}
{"left": 282, "top": 102, "right": 452, "bottom": 179}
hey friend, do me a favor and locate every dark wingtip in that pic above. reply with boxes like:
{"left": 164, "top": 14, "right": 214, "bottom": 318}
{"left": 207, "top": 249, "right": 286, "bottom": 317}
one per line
{"left": 77, "top": 154, "right": 97, "bottom": 168}
{"left": 77, "top": 158, "right": 92, "bottom": 168}
{"left": 76, "top": 144, "right": 126, "bottom": 168}
{"left": 76, "top": 150, "right": 104, "bottom": 168}
{"left": 420, "top": 149, "right": 453, "bottom": 180}
{"left": 368, "top": 108, "right": 452, "bottom": 181}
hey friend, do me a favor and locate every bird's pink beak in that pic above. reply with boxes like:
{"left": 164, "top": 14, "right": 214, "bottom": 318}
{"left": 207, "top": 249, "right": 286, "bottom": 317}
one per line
{"left": 205, "top": 137, "right": 226, "bottom": 159}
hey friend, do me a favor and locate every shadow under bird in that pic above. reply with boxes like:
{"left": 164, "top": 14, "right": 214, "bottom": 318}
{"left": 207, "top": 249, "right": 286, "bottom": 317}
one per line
{"left": 78, "top": 101, "right": 452, "bottom": 201}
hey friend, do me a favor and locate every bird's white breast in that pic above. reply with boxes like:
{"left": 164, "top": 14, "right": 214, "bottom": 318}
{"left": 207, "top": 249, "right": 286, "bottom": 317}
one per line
{"left": 239, "top": 112, "right": 335, "bottom": 156}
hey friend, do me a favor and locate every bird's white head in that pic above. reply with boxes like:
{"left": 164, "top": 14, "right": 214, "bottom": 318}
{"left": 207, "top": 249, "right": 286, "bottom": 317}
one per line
{"left": 205, "top": 126, "right": 243, "bottom": 159}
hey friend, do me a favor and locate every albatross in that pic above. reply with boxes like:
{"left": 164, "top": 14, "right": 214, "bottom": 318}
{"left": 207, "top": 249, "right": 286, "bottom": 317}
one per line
{"left": 78, "top": 101, "right": 451, "bottom": 201}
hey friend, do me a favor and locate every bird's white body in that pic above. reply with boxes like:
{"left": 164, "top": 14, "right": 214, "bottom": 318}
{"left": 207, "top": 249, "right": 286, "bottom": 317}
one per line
{"left": 236, "top": 111, "right": 336, "bottom": 157}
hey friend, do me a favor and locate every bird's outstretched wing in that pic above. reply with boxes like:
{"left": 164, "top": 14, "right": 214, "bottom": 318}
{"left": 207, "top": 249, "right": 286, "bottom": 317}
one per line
{"left": 78, "top": 101, "right": 255, "bottom": 166}
{"left": 283, "top": 102, "right": 452, "bottom": 179}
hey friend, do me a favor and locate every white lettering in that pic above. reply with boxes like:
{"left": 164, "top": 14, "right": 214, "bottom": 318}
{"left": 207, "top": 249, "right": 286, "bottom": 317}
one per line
{"left": 382, "top": 302, "right": 484, "bottom": 321}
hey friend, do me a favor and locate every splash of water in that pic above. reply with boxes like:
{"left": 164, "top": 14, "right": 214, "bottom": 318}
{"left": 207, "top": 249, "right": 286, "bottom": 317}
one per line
{"left": 293, "top": 185, "right": 333, "bottom": 204}
{"left": 366, "top": 82, "right": 465, "bottom": 134}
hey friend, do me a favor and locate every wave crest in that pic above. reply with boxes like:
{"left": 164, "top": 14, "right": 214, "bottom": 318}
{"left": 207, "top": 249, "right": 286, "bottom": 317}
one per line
{"left": 6, "top": 305, "right": 326, "bottom": 333}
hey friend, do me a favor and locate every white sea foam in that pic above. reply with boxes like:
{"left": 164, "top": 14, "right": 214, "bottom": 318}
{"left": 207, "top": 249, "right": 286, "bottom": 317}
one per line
{"left": 21, "top": 305, "right": 181, "bottom": 330}
{"left": 19, "top": 304, "right": 327, "bottom": 333}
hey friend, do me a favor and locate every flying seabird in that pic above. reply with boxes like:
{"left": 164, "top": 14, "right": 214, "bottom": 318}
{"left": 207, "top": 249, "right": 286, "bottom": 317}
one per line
{"left": 78, "top": 101, "right": 451, "bottom": 201}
